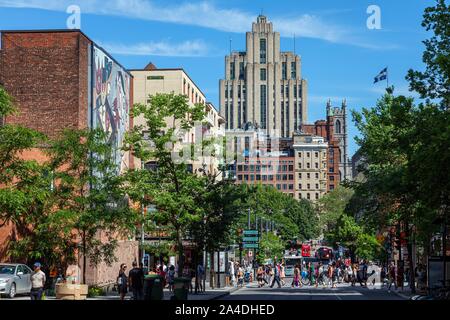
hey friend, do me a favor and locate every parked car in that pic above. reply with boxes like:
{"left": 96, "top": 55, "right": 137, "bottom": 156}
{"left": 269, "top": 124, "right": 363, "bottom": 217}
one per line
{"left": 0, "top": 263, "right": 33, "bottom": 298}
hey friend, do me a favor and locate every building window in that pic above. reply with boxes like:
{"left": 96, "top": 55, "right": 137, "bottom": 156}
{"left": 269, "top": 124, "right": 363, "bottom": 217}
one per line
{"left": 282, "top": 62, "right": 287, "bottom": 80}
{"left": 260, "top": 39, "right": 267, "bottom": 64}
{"left": 299, "top": 163, "right": 302, "bottom": 169}
{"left": 315, "top": 173, "right": 319, "bottom": 179}
{"left": 330, "top": 184, "right": 335, "bottom": 190}
{"left": 277, "top": 184, "right": 281, "bottom": 190}
{"left": 260, "top": 85, "right": 267, "bottom": 129}
{"left": 225, "top": 87, "right": 228, "bottom": 98}
{"left": 225, "top": 103, "right": 229, "bottom": 129}
{"left": 335, "top": 119, "right": 342, "bottom": 134}
{"left": 316, "top": 184, "right": 319, "bottom": 189}
{"left": 307, "top": 193, "right": 311, "bottom": 200}
{"left": 307, "top": 173, "right": 310, "bottom": 179}
{"left": 307, "top": 184, "right": 310, "bottom": 190}
{"left": 298, "top": 173, "right": 302, "bottom": 179}
{"left": 307, "top": 152, "right": 310, "bottom": 158}
{"left": 283, "top": 184, "right": 287, "bottom": 190}
{"left": 315, "top": 162, "right": 319, "bottom": 169}
{"left": 238, "top": 175, "right": 243, "bottom": 181}
{"left": 329, "top": 167, "right": 334, "bottom": 173}
{"left": 239, "top": 62, "right": 245, "bottom": 80}
{"left": 307, "top": 163, "right": 310, "bottom": 169}
{"left": 289, "top": 184, "right": 293, "bottom": 190}
{"left": 299, "top": 193, "right": 302, "bottom": 199}
{"left": 230, "top": 62, "right": 235, "bottom": 80}
{"left": 260, "top": 68, "right": 266, "bottom": 81}
{"left": 286, "top": 85, "right": 289, "bottom": 98}
{"left": 330, "top": 176, "right": 335, "bottom": 181}
{"left": 315, "top": 152, "right": 319, "bottom": 158}
{"left": 250, "top": 175, "right": 255, "bottom": 181}
{"left": 289, "top": 174, "right": 294, "bottom": 180}
{"left": 294, "top": 84, "right": 297, "bottom": 98}
{"left": 299, "top": 184, "right": 302, "bottom": 189}
{"left": 291, "top": 61, "right": 296, "bottom": 79}
{"left": 315, "top": 193, "right": 319, "bottom": 200}
{"left": 298, "top": 152, "right": 302, "bottom": 158}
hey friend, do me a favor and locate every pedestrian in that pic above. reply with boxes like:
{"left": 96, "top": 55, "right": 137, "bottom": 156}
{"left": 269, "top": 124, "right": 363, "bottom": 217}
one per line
{"left": 128, "top": 261, "right": 144, "bottom": 300}
{"left": 30, "top": 262, "right": 46, "bottom": 300}
{"left": 257, "top": 266, "right": 264, "bottom": 287}
{"left": 309, "top": 262, "right": 315, "bottom": 286}
{"left": 117, "top": 263, "right": 128, "bottom": 301}
{"left": 196, "top": 262, "right": 205, "bottom": 292}
{"left": 229, "top": 260, "right": 235, "bottom": 287}
{"left": 168, "top": 265, "right": 176, "bottom": 292}
{"left": 292, "top": 264, "right": 300, "bottom": 288}
{"left": 280, "top": 262, "right": 286, "bottom": 286}
{"left": 270, "top": 261, "right": 281, "bottom": 288}
{"left": 388, "top": 262, "right": 397, "bottom": 292}
{"left": 316, "top": 262, "right": 323, "bottom": 288}
{"left": 351, "top": 263, "right": 358, "bottom": 286}
{"left": 237, "top": 264, "right": 244, "bottom": 287}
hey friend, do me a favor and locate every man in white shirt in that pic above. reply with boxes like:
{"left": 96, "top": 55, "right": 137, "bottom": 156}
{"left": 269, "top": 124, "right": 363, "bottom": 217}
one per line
{"left": 30, "top": 262, "right": 46, "bottom": 300}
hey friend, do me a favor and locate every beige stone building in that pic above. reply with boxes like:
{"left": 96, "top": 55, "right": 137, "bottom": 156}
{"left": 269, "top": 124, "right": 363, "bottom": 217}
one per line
{"left": 130, "top": 63, "right": 225, "bottom": 177}
{"left": 293, "top": 132, "right": 328, "bottom": 201}
{"left": 219, "top": 15, "right": 308, "bottom": 138}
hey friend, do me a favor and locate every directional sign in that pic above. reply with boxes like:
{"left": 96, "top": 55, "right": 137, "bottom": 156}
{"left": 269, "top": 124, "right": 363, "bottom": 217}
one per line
{"left": 243, "top": 237, "right": 259, "bottom": 242}
{"left": 243, "top": 230, "right": 259, "bottom": 236}
{"left": 243, "top": 243, "right": 259, "bottom": 249}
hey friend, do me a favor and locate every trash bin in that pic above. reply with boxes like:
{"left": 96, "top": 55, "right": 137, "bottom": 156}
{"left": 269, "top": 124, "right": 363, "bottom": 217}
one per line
{"left": 144, "top": 275, "right": 164, "bottom": 300}
{"left": 172, "top": 277, "right": 191, "bottom": 300}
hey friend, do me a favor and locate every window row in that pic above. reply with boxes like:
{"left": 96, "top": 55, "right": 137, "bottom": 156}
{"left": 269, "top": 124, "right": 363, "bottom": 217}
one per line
{"left": 237, "top": 174, "right": 294, "bottom": 181}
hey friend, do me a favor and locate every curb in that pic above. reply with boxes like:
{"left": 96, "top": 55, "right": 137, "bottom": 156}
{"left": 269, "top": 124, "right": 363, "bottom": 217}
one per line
{"left": 209, "top": 286, "right": 241, "bottom": 300}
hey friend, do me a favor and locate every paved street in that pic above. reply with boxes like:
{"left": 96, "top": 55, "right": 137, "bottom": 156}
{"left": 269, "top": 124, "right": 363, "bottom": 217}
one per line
{"left": 219, "top": 279, "right": 407, "bottom": 300}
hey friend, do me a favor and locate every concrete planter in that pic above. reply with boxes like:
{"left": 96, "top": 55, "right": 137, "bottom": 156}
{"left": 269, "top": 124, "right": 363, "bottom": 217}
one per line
{"left": 55, "top": 283, "right": 89, "bottom": 300}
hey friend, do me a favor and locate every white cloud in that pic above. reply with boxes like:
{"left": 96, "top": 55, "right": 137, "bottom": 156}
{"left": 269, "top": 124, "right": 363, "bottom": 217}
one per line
{"left": 97, "top": 39, "right": 209, "bottom": 57}
{"left": 0, "top": 0, "right": 396, "bottom": 49}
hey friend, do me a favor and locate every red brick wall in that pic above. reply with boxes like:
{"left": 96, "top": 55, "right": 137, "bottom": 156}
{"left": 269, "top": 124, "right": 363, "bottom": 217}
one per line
{"left": 0, "top": 31, "right": 90, "bottom": 139}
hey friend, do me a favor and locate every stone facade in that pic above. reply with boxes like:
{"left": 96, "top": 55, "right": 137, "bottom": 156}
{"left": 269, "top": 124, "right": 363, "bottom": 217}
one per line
{"left": 293, "top": 132, "right": 328, "bottom": 201}
{"left": 220, "top": 15, "right": 308, "bottom": 137}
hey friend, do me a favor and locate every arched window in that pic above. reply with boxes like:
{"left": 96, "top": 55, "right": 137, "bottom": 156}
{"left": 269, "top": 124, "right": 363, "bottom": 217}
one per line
{"left": 335, "top": 119, "right": 341, "bottom": 134}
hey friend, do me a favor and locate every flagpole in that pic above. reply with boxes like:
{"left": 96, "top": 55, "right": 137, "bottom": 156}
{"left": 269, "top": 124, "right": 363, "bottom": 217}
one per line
{"left": 386, "top": 66, "right": 389, "bottom": 89}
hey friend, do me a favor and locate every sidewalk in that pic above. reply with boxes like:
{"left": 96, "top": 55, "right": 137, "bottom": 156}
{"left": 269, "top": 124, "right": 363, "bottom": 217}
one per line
{"left": 79, "top": 284, "right": 240, "bottom": 301}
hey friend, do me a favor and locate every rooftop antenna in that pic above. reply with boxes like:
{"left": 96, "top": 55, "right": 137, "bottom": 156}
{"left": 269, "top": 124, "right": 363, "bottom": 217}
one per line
{"left": 294, "top": 33, "right": 296, "bottom": 55}
{"left": 229, "top": 37, "right": 232, "bottom": 55}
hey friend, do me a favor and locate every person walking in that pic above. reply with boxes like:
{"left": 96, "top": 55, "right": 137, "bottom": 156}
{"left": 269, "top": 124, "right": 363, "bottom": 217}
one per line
{"left": 30, "top": 262, "right": 46, "bottom": 300}
{"left": 257, "top": 266, "right": 265, "bottom": 288}
{"left": 196, "top": 262, "right": 205, "bottom": 292}
{"left": 117, "top": 263, "right": 128, "bottom": 301}
{"left": 237, "top": 264, "right": 244, "bottom": 287}
{"left": 280, "top": 262, "right": 286, "bottom": 287}
{"left": 388, "top": 262, "right": 397, "bottom": 292}
{"left": 270, "top": 262, "right": 282, "bottom": 288}
{"left": 309, "top": 262, "right": 315, "bottom": 286}
{"left": 168, "top": 265, "right": 176, "bottom": 292}
{"left": 128, "top": 261, "right": 144, "bottom": 300}
{"left": 292, "top": 264, "right": 301, "bottom": 288}
{"left": 229, "top": 260, "right": 235, "bottom": 287}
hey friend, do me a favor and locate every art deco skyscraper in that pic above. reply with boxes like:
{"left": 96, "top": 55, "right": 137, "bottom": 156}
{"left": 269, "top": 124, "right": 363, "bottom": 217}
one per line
{"left": 219, "top": 15, "right": 308, "bottom": 138}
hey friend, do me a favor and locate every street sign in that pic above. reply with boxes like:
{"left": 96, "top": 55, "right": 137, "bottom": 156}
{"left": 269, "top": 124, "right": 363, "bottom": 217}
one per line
{"left": 243, "top": 243, "right": 259, "bottom": 249}
{"left": 243, "top": 230, "right": 259, "bottom": 236}
{"left": 243, "top": 237, "right": 259, "bottom": 242}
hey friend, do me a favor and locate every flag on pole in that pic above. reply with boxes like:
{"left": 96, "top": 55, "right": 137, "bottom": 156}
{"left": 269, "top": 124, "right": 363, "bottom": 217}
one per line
{"left": 374, "top": 67, "right": 388, "bottom": 84}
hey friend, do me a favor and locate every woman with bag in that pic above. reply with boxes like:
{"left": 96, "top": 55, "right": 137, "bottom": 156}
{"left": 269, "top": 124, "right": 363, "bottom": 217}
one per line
{"left": 117, "top": 263, "right": 128, "bottom": 301}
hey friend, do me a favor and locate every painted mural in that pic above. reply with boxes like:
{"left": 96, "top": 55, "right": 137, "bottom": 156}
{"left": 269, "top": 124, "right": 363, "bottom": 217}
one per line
{"left": 92, "top": 46, "right": 131, "bottom": 171}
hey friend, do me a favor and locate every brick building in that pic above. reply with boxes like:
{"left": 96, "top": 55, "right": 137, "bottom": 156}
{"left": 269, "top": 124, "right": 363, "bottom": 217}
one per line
{"left": 302, "top": 100, "right": 351, "bottom": 191}
{"left": 0, "top": 30, "right": 137, "bottom": 286}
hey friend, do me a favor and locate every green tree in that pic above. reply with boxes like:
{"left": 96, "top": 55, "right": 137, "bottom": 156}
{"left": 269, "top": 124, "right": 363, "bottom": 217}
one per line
{"left": 317, "top": 186, "right": 354, "bottom": 235}
{"left": 257, "top": 232, "right": 284, "bottom": 262}
{"left": 123, "top": 93, "right": 207, "bottom": 276}
{"left": 406, "top": 0, "right": 450, "bottom": 108}
{"left": 45, "top": 128, "right": 139, "bottom": 283}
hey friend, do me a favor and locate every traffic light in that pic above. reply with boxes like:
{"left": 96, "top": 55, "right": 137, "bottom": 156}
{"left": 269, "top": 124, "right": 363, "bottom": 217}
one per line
{"left": 239, "top": 242, "right": 243, "bottom": 251}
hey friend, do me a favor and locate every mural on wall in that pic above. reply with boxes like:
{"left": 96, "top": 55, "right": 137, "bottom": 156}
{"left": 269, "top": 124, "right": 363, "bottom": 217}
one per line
{"left": 92, "top": 46, "right": 131, "bottom": 171}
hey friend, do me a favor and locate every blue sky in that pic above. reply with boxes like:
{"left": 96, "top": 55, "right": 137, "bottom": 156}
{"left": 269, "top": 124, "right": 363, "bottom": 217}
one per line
{"left": 0, "top": 0, "right": 435, "bottom": 156}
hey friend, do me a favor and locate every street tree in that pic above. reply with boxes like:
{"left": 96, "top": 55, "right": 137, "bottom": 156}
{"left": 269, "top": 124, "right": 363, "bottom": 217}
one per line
{"left": 123, "top": 93, "right": 207, "bottom": 276}
{"left": 46, "top": 128, "right": 139, "bottom": 283}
